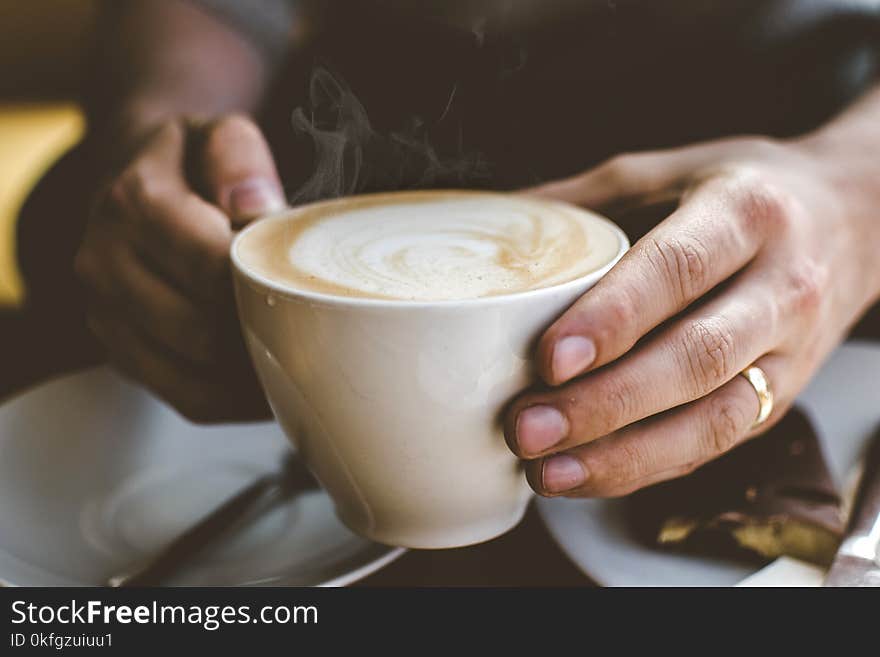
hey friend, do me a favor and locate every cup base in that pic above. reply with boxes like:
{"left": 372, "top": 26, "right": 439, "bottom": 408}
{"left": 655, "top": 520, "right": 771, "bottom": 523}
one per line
{"left": 335, "top": 500, "right": 531, "bottom": 549}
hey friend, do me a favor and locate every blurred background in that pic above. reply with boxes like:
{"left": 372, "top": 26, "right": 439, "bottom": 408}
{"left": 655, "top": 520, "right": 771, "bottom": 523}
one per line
{"left": 0, "top": 0, "right": 97, "bottom": 307}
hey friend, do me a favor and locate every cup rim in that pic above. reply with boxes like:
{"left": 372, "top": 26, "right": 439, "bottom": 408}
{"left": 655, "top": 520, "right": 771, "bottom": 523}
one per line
{"left": 230, "top": 189, "right": 630, "bottom": 309}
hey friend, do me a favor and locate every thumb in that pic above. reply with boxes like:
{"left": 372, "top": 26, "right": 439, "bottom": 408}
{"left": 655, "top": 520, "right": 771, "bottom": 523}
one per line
{"left": 198, "top": 115, "right": 285, "bottom": 226}
{"left": 524, "top": 146, "right": 711, "bottom": 211}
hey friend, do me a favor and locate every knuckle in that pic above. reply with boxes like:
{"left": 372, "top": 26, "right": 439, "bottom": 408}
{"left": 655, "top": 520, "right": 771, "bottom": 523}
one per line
{"left": 783, "top": 258, "right": 827, "bottom": 316}
{"left": 589, "top": 289, "right": 639, "bottom": 353}
{"left": 605, "top": 293, "right": 636, "bottom": 328}
{"left": 126, "top": 166, "right": 170, "bottom": 208}
{"left": 703, "top": 393, "right": 748, "bottom": 456}
{"left": 681, "top": 318, "right": 737, "bottom": 392}
{"left": 155, "top": 118, "right": 185, "bottom": 141}
{"left": 727, "top": 173, "right": 797, "bottom": 237}
{"left": 601, "top": 441, "right": 650, "bottom": 491}
{"left": 644, "top": 234, "right": 712, "bottom": 303}
{"left": 105, "top": 178, "right": 131, "bottom": 213}
{"left": 597, "top": 153, "right": 636, "bottom": 186}
{"left": 582, "top": 376, "right": 636, "bottom": 434}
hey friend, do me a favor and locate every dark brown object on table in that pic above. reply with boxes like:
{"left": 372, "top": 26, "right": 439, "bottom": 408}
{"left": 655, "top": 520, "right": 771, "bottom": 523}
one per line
{"left": 627, "top": 407, "right": 844, "bottom": 566}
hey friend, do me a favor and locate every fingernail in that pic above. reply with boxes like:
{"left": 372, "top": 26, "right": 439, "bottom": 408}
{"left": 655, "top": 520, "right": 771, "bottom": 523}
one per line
{"left": 542, "top": 455, "right": 587, "bottom": 493}
{"left": 516, "top": 405, "right": 568, "bottom": 455}
{"left": 229, "top": 178, "right": 284, "bottom": 219}
{"left": 551, "top": 335, "right": 596, "bottom": 383}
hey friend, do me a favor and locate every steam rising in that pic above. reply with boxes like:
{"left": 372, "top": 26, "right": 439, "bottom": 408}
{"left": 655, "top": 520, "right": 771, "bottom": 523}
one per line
{"left": 289, "top": 68, "right": 489, "bottom": 203}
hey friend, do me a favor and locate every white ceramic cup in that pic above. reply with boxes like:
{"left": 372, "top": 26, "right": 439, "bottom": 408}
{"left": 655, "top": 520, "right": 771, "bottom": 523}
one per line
{"left": 231, "top": 192, "right": 629, "bottom": 548}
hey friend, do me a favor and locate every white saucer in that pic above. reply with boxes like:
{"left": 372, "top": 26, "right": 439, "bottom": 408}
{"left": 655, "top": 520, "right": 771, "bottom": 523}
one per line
{"left": 0, "top": 367, "right": 404, "bottom": 587}
{"left": 537, "top": 340, "right": 880, "bottom": 586}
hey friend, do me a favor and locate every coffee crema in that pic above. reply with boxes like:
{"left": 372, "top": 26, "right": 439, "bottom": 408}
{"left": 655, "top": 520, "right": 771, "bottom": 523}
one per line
{"left": 235, "top": 191, "right": 622, "bottom": 301}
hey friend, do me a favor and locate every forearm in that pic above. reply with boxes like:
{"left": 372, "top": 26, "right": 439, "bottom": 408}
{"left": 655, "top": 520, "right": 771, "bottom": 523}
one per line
{"left": 85, "top": 0, "right": 281, "bottom": 161}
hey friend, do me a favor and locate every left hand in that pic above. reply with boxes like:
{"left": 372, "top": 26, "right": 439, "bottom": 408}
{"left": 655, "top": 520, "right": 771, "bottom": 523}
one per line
{"left": 75, "top": 115, "right": 283, "bottom": 422}
{"left": 504, "top": 136, "right": 880, "bottom": 497}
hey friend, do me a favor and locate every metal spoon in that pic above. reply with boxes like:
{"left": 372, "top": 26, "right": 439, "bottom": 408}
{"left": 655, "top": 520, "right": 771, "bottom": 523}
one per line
{"left": 107, "top": 452, "right": 318, "bottom": 587}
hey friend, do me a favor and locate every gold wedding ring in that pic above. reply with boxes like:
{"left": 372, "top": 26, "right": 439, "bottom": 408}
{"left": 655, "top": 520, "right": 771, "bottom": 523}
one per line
{"left": 740, "top": 365, "right": 773, "bottom": 429}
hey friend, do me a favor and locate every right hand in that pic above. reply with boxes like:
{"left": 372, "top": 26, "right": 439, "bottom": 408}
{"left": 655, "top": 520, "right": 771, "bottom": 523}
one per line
{"left": 75, "top": 115, "right": 285, "bottom": 422}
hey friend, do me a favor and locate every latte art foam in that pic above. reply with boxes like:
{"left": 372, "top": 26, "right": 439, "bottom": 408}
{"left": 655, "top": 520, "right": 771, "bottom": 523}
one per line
{"left": 235, "top": 191, "right": 622, "bottom": 301}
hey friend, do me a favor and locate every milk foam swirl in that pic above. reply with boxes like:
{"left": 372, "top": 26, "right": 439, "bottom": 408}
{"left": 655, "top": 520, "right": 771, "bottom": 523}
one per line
{"left": 236, "top": 191, "right": 622, "bottom": 301}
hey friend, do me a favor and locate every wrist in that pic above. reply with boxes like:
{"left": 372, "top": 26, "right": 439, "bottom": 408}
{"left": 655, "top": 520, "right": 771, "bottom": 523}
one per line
{"left": 793, "top": 135, "right": 880, "bottom": 304}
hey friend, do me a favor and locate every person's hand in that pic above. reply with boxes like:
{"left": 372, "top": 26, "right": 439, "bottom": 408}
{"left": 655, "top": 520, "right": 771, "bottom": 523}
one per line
{"left": 75, "top": 115, "right": 285, "bottom": 422}
{"left": 505, "top": 136, "right": 880, "bottom": 497}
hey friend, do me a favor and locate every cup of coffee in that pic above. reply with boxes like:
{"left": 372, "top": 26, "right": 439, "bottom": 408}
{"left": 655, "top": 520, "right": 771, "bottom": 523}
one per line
{"left": 231, "top": 190, "right": 628, "bottom": 548}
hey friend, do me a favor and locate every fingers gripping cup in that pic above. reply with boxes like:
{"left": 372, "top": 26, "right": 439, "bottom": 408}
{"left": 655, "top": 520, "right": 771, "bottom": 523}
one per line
{"left": 231, "top": 190, "right": 628, "bottom": 548}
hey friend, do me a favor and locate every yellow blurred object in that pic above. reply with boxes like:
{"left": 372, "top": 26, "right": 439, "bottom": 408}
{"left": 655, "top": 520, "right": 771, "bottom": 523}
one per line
{"left": 0, "top": 103, "right": 85, "bottom": 307}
